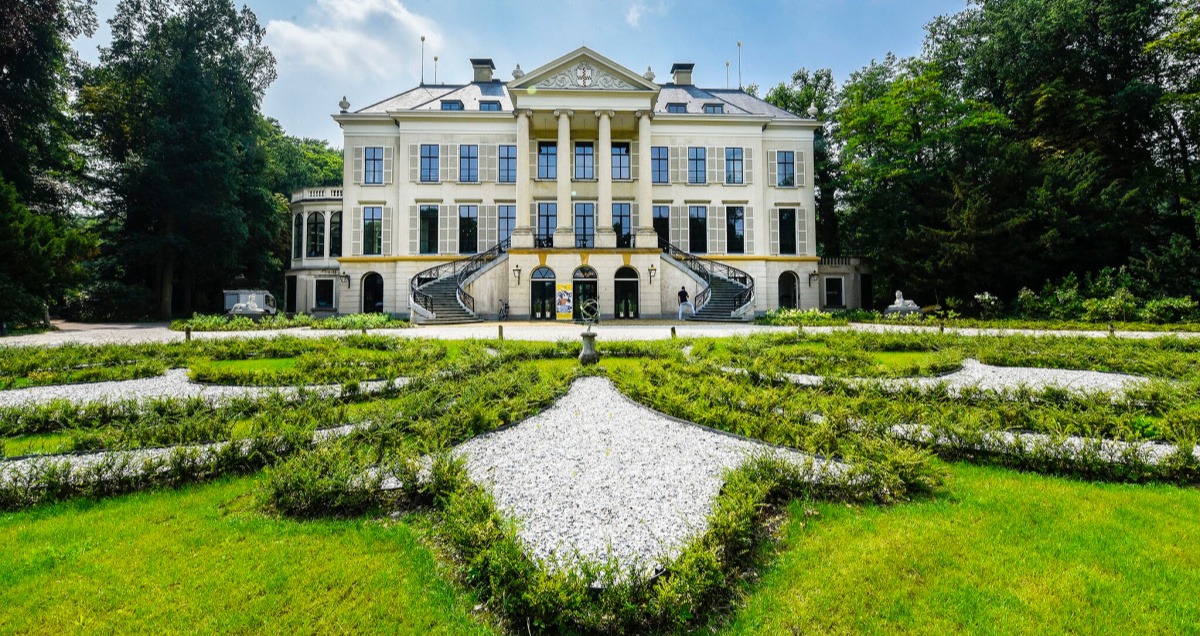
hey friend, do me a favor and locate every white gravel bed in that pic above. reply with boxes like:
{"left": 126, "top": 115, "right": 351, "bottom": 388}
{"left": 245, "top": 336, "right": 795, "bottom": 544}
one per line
{"left": 891, "top": 423, "right": 1200, "bottom": 465}
{"left": 0, "top": 369, "right": 408, "bottom": 408}
{"left": 0, "top": 424, "right": 362, "bottom": 486}
{"left": 449, "top": 376, "right": 842, "bottom": 573}
{"left": 770, "top": 358, "right": 1148, "bottom": 396}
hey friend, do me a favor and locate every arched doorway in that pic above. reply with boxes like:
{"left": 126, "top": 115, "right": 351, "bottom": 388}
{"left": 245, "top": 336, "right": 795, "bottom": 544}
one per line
{"left": 362, "top": 273, "right": 384, "bottom": 313}
{"left": 530, "top": 266, "right": 555, "bottom": 320}
{"left": 778, "top": 271, "right": 798, "bottom": 309}
{"left": 572, "top": 266, "right": 598, "bottom": 321}
{"left": 614, "top": 266, "right": 639, "bottom": 319}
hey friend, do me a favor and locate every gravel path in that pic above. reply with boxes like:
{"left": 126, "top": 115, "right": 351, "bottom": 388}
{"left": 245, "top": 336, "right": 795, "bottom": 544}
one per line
{"left": 776, "top": 358, "right": 1148, "bottom": 396}
{"left": 450, "top": 376, "right": 842, "bottom": 572}
{"left": 0, "top": 369, "right": 408, "bottom": 408}
{"left": 891, "top": 424, "right": 1200, "bottom": 465}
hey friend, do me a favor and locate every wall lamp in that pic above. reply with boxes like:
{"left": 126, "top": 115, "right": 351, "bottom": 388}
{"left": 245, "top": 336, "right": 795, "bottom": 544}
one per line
{"left": 647, "top": 263, "right": 657, "bottom": 285}
{"left": 338, "top": 272, "right": 351, "bottom": 287}
{"left": 513, "top": 263, "right": 522, "bottom": 285}
{"left": 808, "top": 272, "right": 820, "bottom": 287}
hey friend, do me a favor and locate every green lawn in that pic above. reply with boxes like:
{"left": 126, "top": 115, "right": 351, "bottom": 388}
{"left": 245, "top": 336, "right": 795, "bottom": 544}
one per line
{"left": 719, "top": 462, "right": 1200, "bottom": 635}
{"left": 0, "top": 476, "right": 498, "bottom": 635}
{"left": 3, "top": 431, "right": 73, "bottom": 457}
{"left": 206, "top": 356, "right": 299, "bottom": 373}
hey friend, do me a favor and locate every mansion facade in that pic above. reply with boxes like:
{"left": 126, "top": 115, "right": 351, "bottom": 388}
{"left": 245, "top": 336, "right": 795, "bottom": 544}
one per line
{"left": 286, "top": 47, "right": 869, "bottom": 322}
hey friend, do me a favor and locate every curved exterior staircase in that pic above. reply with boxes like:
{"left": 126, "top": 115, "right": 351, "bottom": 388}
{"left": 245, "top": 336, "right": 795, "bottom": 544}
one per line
{"left": 659, "top": 239, "right": 755, "bottom": 322}
{"left": 409, "top": 239, "right": 509, "bottom": 324}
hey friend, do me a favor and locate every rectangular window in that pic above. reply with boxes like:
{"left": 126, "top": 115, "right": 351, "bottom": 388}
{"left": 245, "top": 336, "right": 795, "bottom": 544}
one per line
{"left": 688, "top": 147, "right": 706, "bottom": 184}
{"left": 479, "top": 101, "right": 501, "bottom": 111}
{"left": 725, "top": 147, "right": 744, "bottom": 184}
{"left": 613, "top": 203, "right": 632, "bottom": 248}
{"left": 329, "top": 212, "right": 342, "bottom": 257}
{"left": 536, "top": 202, "right": 556, "bottom": 247}
{"left": 537, "top": 142, "right": 556, "bottom": 179}
{"left": 651, "top": 146, "right": 669, "bottom": 184}
{"left": 314, "top": 279, "right": 334, "bottom": 309}
{"left": 441, "top": 100, "right": 464, "bottom": 110}
{"left": 306, "top": 213, "right": 325, "bottom": 257}
{"left": 499, "top": 144, "right": 517, "bottom": 183}
{"left": 778, "top": 150, "right": 796, "bottom": 187}
{"left": 825, "top": 277, "right": 845, "bottom": 308}
{"left": 574, "top": 202, "right": 595, "bottom": 248}
{"left": 726, "top": 206, "right": 745, "bottom": 254}
{"left": 419, "top": 205, "right": 438, "bottom": 254}
{"left": 689, "top": 205, "right": 707, "bottom": 253}
{"left": 363, "top": 206, "right": 383, "bottom": 255}
{"left": 498, "top": 204, "right": 516, "bottom": 243}
{"left": 420, "top": 144, "right": 439, "bottom": 182}
{"left": 779, "top": 208, "right": 797, "bottom": 255}
{"left": 574, "top": 142, "right": 595, "bottom": 180}
{"left": 292, "top": 214, "right": 303, "bottom": 259}
{"left": 459, "top": 144, "right": 479, "bottom": 182}
{"left": 703, "top": 103, "right": 724, "bottom": 114}
{"left": 364, "top": 146, "right": 384, "bottom": 185}
{"left": 611, "top": 143, "right": 631, "bottom": 180}
{"left": 652, "top": 205, "right": 669, "bottom": 246}
{"left": 667, "top": 103, "right": 687, "bottom": 113}
{"left": 459, "top": 205, "right": 478, "bottom": 254}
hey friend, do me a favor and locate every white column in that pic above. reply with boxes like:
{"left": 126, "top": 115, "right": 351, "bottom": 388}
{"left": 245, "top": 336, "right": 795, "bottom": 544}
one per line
{"left": 554, "top": 109, "right": 574, "bottom": 246}
{"left": 635, "top": 110, "right": 658, "bottom": 245}
{"left": 595, "top": 110, "right": 615, "bottom": 248}
{"left": 512, "top": 109, "right": 533, "bottom": 248}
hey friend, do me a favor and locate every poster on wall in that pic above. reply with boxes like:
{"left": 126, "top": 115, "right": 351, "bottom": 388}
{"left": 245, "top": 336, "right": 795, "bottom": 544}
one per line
{"left": 555, "top": 283, "right": 573, "bottom": 320}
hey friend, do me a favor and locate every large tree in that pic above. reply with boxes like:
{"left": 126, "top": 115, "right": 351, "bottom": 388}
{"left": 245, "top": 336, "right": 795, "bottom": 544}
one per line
{"left": 82, "top": 0, "right": 276, "bottom": 318}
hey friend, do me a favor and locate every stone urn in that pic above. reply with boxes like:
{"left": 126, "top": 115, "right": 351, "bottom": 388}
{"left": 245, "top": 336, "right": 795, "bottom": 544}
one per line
{"left": 579, "top": 331, "right": 599, "bottom": 366}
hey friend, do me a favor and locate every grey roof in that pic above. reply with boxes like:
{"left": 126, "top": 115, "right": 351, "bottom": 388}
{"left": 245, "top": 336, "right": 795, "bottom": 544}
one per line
{"left": 357, "top": 81, "right": 799, "bottom": 119}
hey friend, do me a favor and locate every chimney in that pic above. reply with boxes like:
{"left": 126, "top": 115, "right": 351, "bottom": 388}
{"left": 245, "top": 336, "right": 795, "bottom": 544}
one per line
{"left": 470, "top": 58, "right": 495, "bottom": 83}
{"left": 670, "top": 62, "right": 694, "bottom": 86}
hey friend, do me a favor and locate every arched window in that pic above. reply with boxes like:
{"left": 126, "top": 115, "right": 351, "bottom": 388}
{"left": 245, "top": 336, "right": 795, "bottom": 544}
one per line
{"left": 306, "top": 212, "right": 325, "bottom": 258}
{"left": 329, "top": 212, "right": 342, "bottom": 257}
{"left": 531, "top": 266, "right": 555, "bottom": 280}
{"left": 292, "top": 214, "right": 303, "bottom": 259}
{"left": 779, "top": 271, "right": 799, "bottom": 309}
{"left": 572, "top": 266, "right": 598, "bottom": 279}
{"left": 362, "top": 272, "right": 384, "bottom": 313}
{"left": 530, "top": 267, "right": 556, "bottom": 320}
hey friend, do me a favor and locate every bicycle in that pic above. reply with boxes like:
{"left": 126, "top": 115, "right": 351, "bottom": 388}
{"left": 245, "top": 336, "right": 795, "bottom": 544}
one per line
{"left": 498, "top": 300, "right": 509, "bottom": 321}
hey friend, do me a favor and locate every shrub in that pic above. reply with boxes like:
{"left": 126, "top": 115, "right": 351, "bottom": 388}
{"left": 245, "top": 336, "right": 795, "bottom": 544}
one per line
{"left": 1081, "top": 288, "right": 1139, "bottom": 322}
{"left": 1140, "top": 297, "right": 1197, "bottom": 324}
{"left": 260, "top": 442, "right": 386, "bottom": 518}
{"left": 973, "top": 291, "right": 1002, "bottom": 319}
{"left": 755, "top": 308, "right": 848, "bottom": 326}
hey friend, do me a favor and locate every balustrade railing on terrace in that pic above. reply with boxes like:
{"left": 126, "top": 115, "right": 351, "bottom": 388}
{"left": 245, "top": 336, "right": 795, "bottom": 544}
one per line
{"left": 291, "top": 187, "right": 343, "bottom": 202}
{"left": 658, "top": 237, "right": 754, "bottom": 314}
{"left": 410, "top": 238, "right": 510, "bottom": 316}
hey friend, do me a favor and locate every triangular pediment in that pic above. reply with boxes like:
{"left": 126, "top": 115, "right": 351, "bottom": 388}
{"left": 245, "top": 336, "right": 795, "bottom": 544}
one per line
{"left": 508, "top": 47, "right": 659, "bottom": 91}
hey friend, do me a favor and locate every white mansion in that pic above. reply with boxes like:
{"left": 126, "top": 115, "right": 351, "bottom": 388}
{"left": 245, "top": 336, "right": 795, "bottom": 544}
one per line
{"left": 286, "top": 47, "right": 869, "bottom": 322}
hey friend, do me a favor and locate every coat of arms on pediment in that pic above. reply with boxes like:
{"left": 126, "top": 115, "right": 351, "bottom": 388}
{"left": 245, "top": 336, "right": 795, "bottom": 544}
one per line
{"left": 510, "top": 47, "right": 659, "bottom": 91}
{"left": 536, "top": 61, "right": 638, "bottom": 90}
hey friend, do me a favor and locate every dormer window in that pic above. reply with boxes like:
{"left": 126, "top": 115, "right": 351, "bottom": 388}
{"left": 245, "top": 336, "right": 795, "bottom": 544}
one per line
{"left": 703, "top": 103, "right": 724, "bottom": 114}
{"left": 479, "top": 101, "right": 501, "bottom": 111}
{"left": 441, "top": 100, "right": 464, "bottom": 111}
{"left": 666, "top": 103, "right": 687, "bottom": 113}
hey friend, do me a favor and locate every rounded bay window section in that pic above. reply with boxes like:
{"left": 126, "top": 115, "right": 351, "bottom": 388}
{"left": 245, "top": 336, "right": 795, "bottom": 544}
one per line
{"left": 306, "top": 211, "right": 325, "bottom": 258}
{"left": 328, "top": 211, "right": 342, "bottom": 258}
{"left": 614, "top": 266, "right": 639, "bottom": 319}
{"left": 530, "top": 266, "right": 555, "bottom": 320}
{"left": 292, "top": 214, "right": 303, "bottom": 259}
{"left": 572, "top": 266, "right": 598, "bottom": 322}
{"left": 778, "top": 271, "right": 799, "bottom": 309}
{"left": 362, "top": 272, "right": 384, "bottom": 313}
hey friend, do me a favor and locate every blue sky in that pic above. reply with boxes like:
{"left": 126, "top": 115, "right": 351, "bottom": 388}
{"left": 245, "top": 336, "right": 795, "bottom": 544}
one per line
{"left": 74, "top": 0, "right": 969, "bottom": 146}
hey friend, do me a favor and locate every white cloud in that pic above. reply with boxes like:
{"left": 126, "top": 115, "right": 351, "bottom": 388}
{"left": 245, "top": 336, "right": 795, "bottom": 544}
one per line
{"left": 624, "top": 2, "right": 670, "bottom": 29}
{"left": 625, "top": 5, "right": 643, "bottom": 27}
{"left": 265, "top": 0, "right": 443, "bottom": 83}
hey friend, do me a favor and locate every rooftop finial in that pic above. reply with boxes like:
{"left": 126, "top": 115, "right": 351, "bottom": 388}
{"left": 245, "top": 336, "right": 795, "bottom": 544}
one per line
{"left": 338, "top": 96, "right": 350, "bottom": 113}
{"left": 512, "top": 63, "right": 524, "bottom": 79}
{"left": 643, "top": 66, "right": 655, "bottom": 82}
{"left": 807, "top": 102, "right": 818, "bottom": 118}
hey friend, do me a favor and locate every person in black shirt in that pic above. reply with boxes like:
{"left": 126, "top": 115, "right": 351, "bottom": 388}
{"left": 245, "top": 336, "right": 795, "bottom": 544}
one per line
{"left": 677, "top": 286, "right": 694, "bottom": 319}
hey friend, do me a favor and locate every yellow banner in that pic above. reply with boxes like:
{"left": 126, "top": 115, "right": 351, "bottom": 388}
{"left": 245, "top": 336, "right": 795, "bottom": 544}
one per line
{"left": 555, "top": 283, "right": 573, "bottom": 320}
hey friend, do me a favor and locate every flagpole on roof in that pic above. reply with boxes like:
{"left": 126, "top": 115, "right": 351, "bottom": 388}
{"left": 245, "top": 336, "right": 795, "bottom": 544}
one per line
{"left": 420, "top": 36, "right": 426, "bottom": 85}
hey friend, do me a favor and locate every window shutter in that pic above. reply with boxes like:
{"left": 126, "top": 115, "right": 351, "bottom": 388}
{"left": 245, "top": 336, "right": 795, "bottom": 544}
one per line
{"left": 529, "top": 140, "right": 538, "bottom": 177}
{"left": 409, "top": 144, "right": 420, "bottom": 182}
{"left": 708, "top": 147, "right": 720, "bottom": 185}
{"left": 441, "top": 144, "right": 458, "bottom": 183}
{"left": 797, "top": 150, "right": 806, "bottom": 187}
{"left": 409, "top": 206, "right": 419, "bottom": 254}
{"left": 670, "top": 147, "right": 683, "bottom": 184}
{"left": 630, "top": 144, "right": 640, "bottom": 180}
{"left": 381, "top": 207, "right": 393, "bottom": 254}
{"left": 670, "top": 205, "right": 683, "bottom": 247}
{"left": 352, "top": 147, "right": 364, "bottom": 185}
{"left": 482, "top": 145, "right": 498, "bottom": 182}
{"left": 744, "top": 147, "right": 753, "bottom": 185}
{"left": 529, "top": 203, "right": 537, "bottom": 227}
{"left": 439, "top": 205, "right": 453, "bottom": 254}
{"left": 767, "top": 150, "right": 778, "bottom": 187}
{"left": 798, "top": 207, "right": 809, "bottom": 254}
{"left": 351, "top": 206, "right": 362, "bottom": 255}
{"left": 769, "top": 207, "right": 780, "bottom": 255}
{"left": 630, "top": 203, "right": 640, "bottom": 229}
{"left": 744, "top": 206, "right": 754, "bottom": 251}
{"left": 383, "top": 146, "right": 394, "bottom": 184}
{"left": 710, "top": 206, "right": 724, "bottom": 254}
{"left": 482, "top": 204, "right": 498, "bottom": 248}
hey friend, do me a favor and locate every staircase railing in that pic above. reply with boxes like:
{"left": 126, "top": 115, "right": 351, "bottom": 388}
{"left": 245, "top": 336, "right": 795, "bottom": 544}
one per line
{"left": 659, "top": 237, "right": 754, "bottom": 316}
{"left": 409, "top": 239, "right": 510, "bottom": 317}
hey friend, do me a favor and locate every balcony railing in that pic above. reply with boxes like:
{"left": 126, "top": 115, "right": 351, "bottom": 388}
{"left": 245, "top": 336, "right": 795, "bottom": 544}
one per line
{"left": 291, "top": 187, "right": 344, "bottom": 202}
